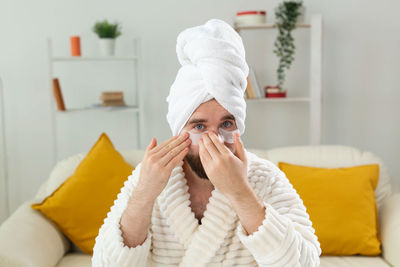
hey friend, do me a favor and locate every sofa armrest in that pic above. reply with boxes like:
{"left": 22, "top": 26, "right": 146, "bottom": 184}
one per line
{"left": 380, "top": 193, "right": 400, "bottom": 267}
{"left": 0, "top": 201, "right": 70, "bottom": 267}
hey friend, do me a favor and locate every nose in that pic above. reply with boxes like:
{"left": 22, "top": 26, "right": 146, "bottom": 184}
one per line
{"left": 202, "top": 125, "right": 219, "bottom": 136}
{"left": 208, "top": 128, "right": 219, "bottom": 136}
{"left": 204, "top": 128, "right": 224, "bottom": 142}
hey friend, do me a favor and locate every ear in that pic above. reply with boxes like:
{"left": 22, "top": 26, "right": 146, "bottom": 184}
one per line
{"left": 234, "top": 132, "right": 247, "bottom": 163}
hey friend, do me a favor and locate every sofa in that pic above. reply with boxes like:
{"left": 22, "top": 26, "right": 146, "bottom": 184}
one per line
{"left": 0, "top": 145, "right": 399, "bottom": 267}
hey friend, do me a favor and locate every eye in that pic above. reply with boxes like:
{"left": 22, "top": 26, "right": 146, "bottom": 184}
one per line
{"left": 194, "top": 124, "right": 204, "bottom": 130}
{"left": 221, "top": 121, "right": 232, "bottom": 128}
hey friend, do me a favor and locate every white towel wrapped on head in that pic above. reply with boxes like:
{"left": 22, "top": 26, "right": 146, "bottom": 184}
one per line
{"left": 166, "top": 18, "right": 249, "bottom": 137}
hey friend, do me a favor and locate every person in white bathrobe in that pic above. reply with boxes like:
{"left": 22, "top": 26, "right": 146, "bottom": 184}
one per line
{"left": 92, "top": 18, "right": 322, "bottom": 267}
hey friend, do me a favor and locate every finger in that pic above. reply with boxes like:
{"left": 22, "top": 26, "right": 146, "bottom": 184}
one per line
{"left": 166, "top": 145, "right": 189, "bottom": 170}
{"left": 151, "top": 132, "right": 188, "bottom": 154}
{"left": 208, "top": 131, "right": 230, "bottom": 155}
{"left": 201, "top": 133, "right": 220, "bottom": 159}
{"left": 148, "top": 135, "right": 178, "bottom": 153}
{"left": 160, "top": 137, "right": 191, "bottom": 166}
{"left": 234, "top": 132, "right": 247, "bottom": 163}
{"left": 156, "top": 132, "right": 190, "bottom": 157}
{"left": 146, "top": 137, "right": 157, "bottom": 152}
{"left": 198, "top": 140, "right": 211, "bottom": 171}
{"left": 199, "top": 138, "right": 212, "bottom": 162}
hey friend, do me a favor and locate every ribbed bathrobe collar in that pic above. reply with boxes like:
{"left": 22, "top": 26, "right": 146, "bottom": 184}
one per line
{"left": 157, "top": 149, "right": 256, "bottom": 266}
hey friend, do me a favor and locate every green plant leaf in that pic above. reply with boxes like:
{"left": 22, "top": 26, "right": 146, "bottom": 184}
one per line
{"left": 92, "top": 19, "right": 122, "bottom": 38}
{"left": 273, "top": 0, "right": 303, "bottom": 87}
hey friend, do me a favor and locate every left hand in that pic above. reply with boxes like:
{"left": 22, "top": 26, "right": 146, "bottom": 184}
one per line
{"left": 198, "top": 131, "right": 249, "bottom": 199}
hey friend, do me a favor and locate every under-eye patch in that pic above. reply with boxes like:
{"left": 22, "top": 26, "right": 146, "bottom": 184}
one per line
{"left": 188, "top": 128, "right": 240, "bottom": 146}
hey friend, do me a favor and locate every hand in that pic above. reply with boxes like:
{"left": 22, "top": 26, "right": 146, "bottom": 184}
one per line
{"left": 136, "top": 133, "right": 191, "bottom": 201}
{"left": 198, "top": 131, "right": 248, "bottom": 199}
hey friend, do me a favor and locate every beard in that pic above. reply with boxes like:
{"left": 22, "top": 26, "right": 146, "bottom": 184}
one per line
{"left": 184, "top": 152, "right": 209, "bottom": 180}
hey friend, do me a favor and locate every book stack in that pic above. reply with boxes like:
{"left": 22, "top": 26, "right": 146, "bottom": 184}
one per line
{"left": 100, "top": 91, "right": 126, "bottom": 106}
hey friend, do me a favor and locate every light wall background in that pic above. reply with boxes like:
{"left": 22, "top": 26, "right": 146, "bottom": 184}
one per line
{"left": 1, "top": 0, "right": 399, "bottom": 222}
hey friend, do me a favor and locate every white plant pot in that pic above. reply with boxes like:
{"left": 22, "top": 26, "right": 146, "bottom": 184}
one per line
{"left": 99, "top": 38, "right": 116, "bottom": 56}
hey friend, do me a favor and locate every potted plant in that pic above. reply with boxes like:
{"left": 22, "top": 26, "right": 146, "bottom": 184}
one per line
{"left": 271, "top": 0, "right": 303, "bottom": 97}
{"left": 92, "top": 19, "right": 122, "bottom": 56}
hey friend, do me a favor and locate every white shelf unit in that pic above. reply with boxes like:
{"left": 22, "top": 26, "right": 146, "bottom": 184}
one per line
{"left": 235, "top": 14, "right": 323, "bottom": 145}
{"left": 47, "top": 38, "right": 143, "bottom": 163}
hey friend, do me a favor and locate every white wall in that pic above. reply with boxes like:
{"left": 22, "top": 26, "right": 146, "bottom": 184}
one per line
{"left": 1, "top": 0, "right": 399, "bottom": 220}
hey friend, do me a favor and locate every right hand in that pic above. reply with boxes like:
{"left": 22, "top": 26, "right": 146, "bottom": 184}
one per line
{"left": 136, "top": 132, "right": 191, "bottom": 201}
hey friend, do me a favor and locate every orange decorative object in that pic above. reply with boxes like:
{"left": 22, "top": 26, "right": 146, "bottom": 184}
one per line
{"left": 70, "top": 36, "right": 81, "bottom": 56}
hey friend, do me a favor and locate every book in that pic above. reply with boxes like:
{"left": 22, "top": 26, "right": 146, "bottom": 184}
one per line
{"left": 244, "top": 89, "right": 249, "bottom": 99}
{"left": 101, "top": 91, "right": 123, "bottom": 96}
{"left": 101, "top": 99, "right": 126, "bottom": 106}
{"left": 100, "top": 94, "right": 123, "bottom": 101}
{"left": 248, "top": 67, "right": 263, "bottom": 98}
{"left": 52, "top": 78, "right": 66, "bottom": 111}
{"left": 245, "top": 76, "right": 256, "bottom": 99}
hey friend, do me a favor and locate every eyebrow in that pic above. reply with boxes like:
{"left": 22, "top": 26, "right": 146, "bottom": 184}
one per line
{"left": 187, "top": 114, "right": 235, "bottom": 125}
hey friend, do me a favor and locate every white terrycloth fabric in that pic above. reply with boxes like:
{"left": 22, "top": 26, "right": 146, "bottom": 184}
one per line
{"left": 166, "top": 18, "right": 249, "bottom": 137}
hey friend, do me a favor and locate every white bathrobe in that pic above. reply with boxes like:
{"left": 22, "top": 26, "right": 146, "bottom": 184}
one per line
{"left": 92, "top": 150, "right": 322, "bottom": 266}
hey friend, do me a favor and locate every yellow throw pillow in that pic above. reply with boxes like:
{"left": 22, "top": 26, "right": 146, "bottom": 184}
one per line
{"left": 278, "top": 162, "right": 381, "bottom": 256}
{"left": 31, "top": 132, "right": 134, "bottom": 255}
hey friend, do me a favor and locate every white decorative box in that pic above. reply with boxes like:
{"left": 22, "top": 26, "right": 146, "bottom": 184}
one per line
{"left": 235, "top": 10, "right": 266, "bottom": 26}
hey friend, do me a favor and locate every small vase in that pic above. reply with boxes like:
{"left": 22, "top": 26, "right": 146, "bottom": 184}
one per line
{"left": 70, "top": 36, "right": 81, "bottom": 57}
{"left": 99, "top": 38, "right": 116, "bottom": 56}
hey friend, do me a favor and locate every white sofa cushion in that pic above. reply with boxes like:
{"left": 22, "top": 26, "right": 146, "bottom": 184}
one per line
{"left": 380, "top": 193, "right": 400, "bottom": 267}
{"left": 0, "top": 201, "right": 70, "bottom": 267}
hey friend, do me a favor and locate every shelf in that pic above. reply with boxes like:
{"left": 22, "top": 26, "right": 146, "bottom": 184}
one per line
{"left": 234, "top": 23, "right": 311, "bottom": 31}
{"left": 51, "top": 56, "right": 138, "bottom": 62}
{"left": 245, "top": 97, "right": 310, "bottom": 103}
{"left": 55, "top": 105, "right": 140, "bottom": 113}
{"left": 235, "top": 14, "right": 322, "bottom": 146}
{"left": 48, "top": 37, "right": 144, "bottom": 163}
